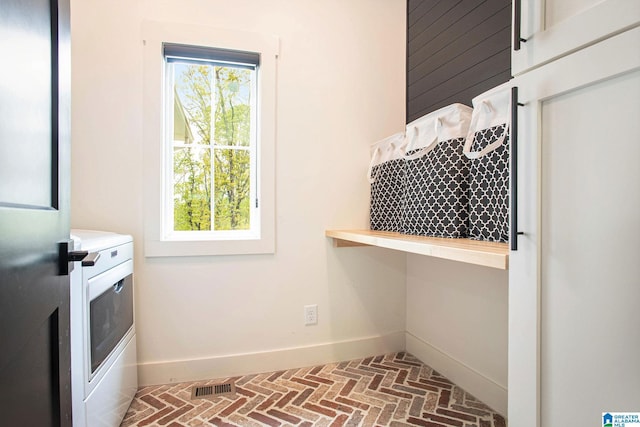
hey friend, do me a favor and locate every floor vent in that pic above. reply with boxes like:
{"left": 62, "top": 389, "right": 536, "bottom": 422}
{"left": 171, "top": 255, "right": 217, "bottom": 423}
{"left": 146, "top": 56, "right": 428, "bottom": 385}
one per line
{"left": 191, "top": 382, "right": 236, "bottom": 400}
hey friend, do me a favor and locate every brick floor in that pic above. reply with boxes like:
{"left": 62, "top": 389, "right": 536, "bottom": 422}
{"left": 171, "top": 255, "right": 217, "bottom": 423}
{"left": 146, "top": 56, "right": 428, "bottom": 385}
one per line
{"left": 120, "top": 352, "right": 506, "bottom": 426}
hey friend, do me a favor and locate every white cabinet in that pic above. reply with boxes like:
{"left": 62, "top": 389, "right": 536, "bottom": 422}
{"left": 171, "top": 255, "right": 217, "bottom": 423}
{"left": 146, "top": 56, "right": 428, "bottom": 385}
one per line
{"left": 512, "top": 0, "right": 640, "bottom": 75}
{"left": 509, "top": 27, "right": 640, "bottom": 427}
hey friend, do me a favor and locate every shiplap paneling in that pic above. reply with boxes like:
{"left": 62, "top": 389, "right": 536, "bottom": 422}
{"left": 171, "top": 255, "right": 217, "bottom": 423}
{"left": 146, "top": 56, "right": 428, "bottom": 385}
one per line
{"left": 407, "top": 0, "right": 511, "bottom": 123}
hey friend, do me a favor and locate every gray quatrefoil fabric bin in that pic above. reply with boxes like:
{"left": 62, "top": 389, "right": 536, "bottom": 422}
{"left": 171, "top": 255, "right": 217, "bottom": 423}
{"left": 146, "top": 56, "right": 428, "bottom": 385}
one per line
{"left": 368, "top": 132, "right": 407, "bottom": 233}
{"left": 464, "top": 84, "right": 511, "bottom": 243}
{"left": 402, "top": 104, "right": 473, "bottom": 238}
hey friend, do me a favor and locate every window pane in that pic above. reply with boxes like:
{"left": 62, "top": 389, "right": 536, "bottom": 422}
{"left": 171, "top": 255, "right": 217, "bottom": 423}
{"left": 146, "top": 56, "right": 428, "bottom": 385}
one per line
{"left": 213, "top": 148, "right": 250, "bottom": 230}
{"left": 213, "top": 67, "right": 252, "bottom": 147}
{"left": 173, "top": 63, "right": 252, "bottom": 148}
{"left": 173, "top": 147, "right": 211, "bottom": 231}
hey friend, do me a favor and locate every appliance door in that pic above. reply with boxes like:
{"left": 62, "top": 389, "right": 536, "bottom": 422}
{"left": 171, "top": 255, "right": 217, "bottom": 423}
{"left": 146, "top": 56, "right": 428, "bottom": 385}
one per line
{"left": 87, "top": 260, "right": 134, "bottom": 376}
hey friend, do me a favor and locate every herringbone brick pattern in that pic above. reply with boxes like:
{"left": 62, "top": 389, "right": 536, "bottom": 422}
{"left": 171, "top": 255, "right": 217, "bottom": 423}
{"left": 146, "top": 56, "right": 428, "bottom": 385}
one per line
{"left": 121, "top": 352, "right": 506, "bottom": 427}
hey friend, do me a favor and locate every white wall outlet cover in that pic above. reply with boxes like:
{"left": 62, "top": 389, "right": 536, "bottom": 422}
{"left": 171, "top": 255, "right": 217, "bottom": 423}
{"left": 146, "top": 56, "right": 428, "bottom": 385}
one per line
{"left": 304, "top": 305, "right": 318, "bottom": 325}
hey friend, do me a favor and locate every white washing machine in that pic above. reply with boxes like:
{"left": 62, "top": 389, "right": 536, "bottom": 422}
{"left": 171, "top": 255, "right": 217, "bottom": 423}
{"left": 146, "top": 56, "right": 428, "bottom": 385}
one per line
{"left": 70, "top": 230, "right": 138, "bottom": 427}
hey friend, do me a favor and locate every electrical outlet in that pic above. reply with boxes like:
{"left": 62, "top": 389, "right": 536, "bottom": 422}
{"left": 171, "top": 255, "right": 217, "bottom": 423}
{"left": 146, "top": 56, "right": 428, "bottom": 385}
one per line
{"left": 304, "top": 304, "right": 318, "bottom": 325}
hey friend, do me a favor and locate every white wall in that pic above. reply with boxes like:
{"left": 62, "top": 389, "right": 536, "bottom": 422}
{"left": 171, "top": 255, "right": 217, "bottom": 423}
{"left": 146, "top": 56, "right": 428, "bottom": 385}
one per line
{"left": 70, "top": 0, "right": 407, "bottom": 384}
{"left": 406, "top": 255, "right": 508, "bottom": 415}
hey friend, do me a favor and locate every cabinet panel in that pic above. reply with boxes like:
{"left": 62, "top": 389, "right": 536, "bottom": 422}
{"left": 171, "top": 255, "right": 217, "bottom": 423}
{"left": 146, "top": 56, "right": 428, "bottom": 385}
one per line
{"left": 512, "top": 0, "right": 640, "bottom": 75}
{"left": 540, "top": 69, "right": 640, "bottom": 427}
{"left": 509, "top": 27, "right": 640, "bottom": 427}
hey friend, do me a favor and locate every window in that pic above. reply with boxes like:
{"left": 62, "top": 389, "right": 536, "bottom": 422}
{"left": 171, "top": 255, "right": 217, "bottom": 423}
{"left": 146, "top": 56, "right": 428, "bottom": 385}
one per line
{"left": 164, "top": 44, "right": 259, "bottom": 238}
{"left": 143, "top": 23, "right": 277, "bottom": 256}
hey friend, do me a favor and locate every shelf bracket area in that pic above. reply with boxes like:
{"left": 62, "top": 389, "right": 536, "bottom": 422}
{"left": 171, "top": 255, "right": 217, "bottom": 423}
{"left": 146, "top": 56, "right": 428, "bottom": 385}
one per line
{"left": 332, "top": 239, "right": 370, "bottom": 248}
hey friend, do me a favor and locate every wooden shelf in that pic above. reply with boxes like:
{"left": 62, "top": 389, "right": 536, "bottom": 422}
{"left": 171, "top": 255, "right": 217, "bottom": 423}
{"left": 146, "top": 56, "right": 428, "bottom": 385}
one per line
{"left": 325, "top": 229, "right": 509, "bottom": 270}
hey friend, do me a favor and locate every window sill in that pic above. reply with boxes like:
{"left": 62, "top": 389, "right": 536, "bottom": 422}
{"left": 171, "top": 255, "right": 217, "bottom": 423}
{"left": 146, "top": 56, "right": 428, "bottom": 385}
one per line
{"left": 144, "top": 237, "right": 274, "bottom": 257}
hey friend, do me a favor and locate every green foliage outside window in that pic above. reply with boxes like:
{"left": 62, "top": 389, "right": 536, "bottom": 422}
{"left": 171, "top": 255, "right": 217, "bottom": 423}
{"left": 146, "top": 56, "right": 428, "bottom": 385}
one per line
{"left": 172, "top": 62, "right": 253, "bottom": 231}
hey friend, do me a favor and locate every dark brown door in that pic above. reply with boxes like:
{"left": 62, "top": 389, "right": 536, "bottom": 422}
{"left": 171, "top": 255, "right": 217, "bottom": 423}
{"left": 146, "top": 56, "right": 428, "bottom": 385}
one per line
{"left": 0, "top": 0, "right": 72, "bottom": 425}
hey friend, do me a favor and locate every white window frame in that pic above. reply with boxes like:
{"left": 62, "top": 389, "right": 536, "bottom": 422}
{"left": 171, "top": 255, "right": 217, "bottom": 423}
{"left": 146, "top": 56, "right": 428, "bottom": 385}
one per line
{"left": 143, "top": 21, "right": 278, "bottom": 256}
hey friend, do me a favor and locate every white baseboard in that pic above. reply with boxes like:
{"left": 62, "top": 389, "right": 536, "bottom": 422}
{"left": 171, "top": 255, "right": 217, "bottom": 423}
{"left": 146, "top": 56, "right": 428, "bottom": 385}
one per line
{"left": 405, "top": 332, "right": 507, "bottom": 417}
{"left": 138, "top": 332, "right": 405, "bottom": 386}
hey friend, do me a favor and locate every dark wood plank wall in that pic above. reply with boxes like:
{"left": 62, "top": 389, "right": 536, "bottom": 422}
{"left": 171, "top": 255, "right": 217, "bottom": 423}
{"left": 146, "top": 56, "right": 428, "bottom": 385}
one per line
{"left": 407, "top": 0, "right": 512, "bottom": 123}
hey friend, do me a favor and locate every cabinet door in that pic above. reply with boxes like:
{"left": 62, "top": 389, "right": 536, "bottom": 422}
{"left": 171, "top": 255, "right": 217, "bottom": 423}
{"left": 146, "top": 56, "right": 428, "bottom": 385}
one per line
{"left": 512, "top": 0, "right": 640, "bottom": 75}
{"left": 509, "top": 27, "right": 640, "bottom": 427}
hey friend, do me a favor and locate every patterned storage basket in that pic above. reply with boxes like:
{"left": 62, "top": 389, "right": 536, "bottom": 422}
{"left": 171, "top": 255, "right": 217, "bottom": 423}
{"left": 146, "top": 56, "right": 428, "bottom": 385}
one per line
{"left": 463, "top": 84, "right": 511, "bottom": 242}
{"left": 368, "top": 132, "right": 407, "bottom": 232}
{"left": 402, "top": 104, "right": 473, "bottom": 238}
